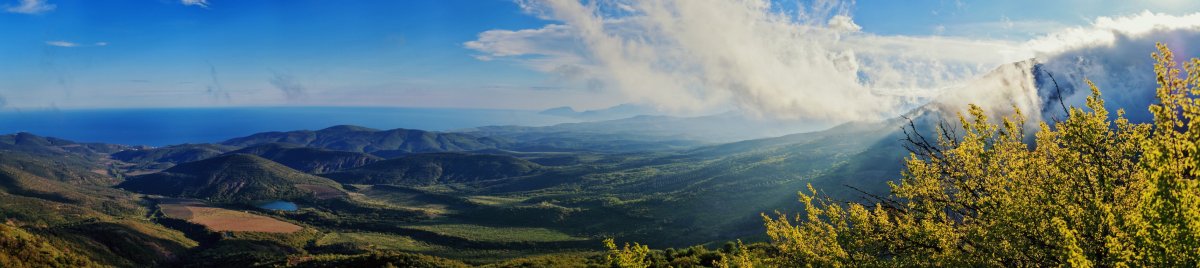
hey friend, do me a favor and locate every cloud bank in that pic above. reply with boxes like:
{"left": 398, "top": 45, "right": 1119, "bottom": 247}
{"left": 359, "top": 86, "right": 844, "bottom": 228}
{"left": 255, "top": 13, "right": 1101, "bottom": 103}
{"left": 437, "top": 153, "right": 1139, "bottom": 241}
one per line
{"left": 468, "top": 0, "right": 1028, "bottom": 120}
{"left": 469, "top": 1, "right": 1200, "bottom": 123}
{"left": 1028, "top": 11, "right": 1200, "bottom": 123}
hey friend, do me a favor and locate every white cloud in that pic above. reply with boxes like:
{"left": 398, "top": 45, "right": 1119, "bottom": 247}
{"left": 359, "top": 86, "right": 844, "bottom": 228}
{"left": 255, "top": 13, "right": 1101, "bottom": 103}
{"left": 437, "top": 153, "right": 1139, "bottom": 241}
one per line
{"left": 615, "top": 3, "right": 635, "bottom": 13}
{"left": 44, "top": 40, "right": 108, "bottom": 48}
{"left": 5, "top": 0, "right": 54, "bottom": 14}
{"left": 1027, "top": 11, "right": 1200, "bottom": 56}
{"left": 827, "top": 15, "right": 861, "bottom": 33}
{"left": 469, "top": 1, "right": 1200, "bottom": 123}
{"left": 465, "top": 24, "right": 578, "bottom": 58}
{"left": 44, "top": 41, "right": 78, "bottom": 47}
{"left": 468, "top": 0, "right": 1027, "bottom": 120}
{"left": 914, "top": 11, "right": 1200, "bottom": 125}
{"left": 181, "top": 0, "right": 209, "bottom": 8}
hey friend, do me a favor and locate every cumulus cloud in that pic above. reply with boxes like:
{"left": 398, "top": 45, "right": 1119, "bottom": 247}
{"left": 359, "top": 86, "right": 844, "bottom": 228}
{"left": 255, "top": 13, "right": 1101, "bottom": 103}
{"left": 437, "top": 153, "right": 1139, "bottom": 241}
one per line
{"left": 468, "top": 0, "right": 1028, "bottom": 120}
{"left": 465, "top": 24, "right": 583, "bottom": 63}
{"left": 5, "top": 0, "right": 54, "bottom": 14}
{"left": 269, "top": 72, "right": 307, "bottom": 101}
{"left": 181, "top": 0, "right": 209, "bottom": 8}
{"left": 827, "top": 15, "right": 861, "bottom": 33}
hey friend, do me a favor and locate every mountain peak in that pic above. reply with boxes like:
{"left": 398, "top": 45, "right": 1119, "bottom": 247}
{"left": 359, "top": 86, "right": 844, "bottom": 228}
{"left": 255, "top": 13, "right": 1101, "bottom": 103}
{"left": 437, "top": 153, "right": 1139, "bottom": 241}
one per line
{"left": 536, "top": 103, "right": 659, "bottom": 121}
{"left": 320, "top": 125, "right": 380, "bottom": 132}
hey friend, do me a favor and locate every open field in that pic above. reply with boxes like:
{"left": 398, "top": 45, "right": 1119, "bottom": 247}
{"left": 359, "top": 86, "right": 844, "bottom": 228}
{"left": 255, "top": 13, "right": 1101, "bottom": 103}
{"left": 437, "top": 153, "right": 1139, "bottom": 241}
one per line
{"left": 157, "top": 198, "right": 302, "bottom": 233}
{"left": 357, "top": 185, "right": 469, "bottom": 214}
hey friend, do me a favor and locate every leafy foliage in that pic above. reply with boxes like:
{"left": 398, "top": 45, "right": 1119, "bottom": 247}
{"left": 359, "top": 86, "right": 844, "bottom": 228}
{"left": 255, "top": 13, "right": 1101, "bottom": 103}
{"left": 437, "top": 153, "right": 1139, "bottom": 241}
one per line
{"left": 0, "top": 223, "right": 99, "bottom": 268}
{"left": 292, "top": 252, "right": 470, "bottom": 268}
{"left": 762, "top": 44, "right": 1200, "bottom": 267}
{"left": 604, "top": 238, "right": 652, "bottom": 268}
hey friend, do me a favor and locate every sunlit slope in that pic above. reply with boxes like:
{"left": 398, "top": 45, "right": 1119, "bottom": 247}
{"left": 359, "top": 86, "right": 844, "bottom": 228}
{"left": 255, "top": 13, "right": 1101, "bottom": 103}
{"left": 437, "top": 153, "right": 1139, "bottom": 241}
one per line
{"left": 0, "top": 150, "right": 198, "bottom": 267}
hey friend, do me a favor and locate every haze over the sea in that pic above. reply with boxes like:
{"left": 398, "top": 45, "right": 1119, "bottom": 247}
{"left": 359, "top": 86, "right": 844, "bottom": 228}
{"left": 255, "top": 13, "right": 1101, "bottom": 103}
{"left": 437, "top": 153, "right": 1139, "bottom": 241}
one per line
{"left": 0, "top": 107, "right": 574, "bottom": 146}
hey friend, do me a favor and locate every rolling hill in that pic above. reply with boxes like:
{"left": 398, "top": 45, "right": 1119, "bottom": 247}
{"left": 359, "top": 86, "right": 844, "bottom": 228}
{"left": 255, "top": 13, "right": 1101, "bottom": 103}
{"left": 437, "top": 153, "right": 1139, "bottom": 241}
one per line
{"left": 322, "top": 152, "right": 543, "bottom": 186}
{"left": 0, "top": 132, "right": 129, "bottom": 156}
{"left": 110, "top": 143, "right": 238, "bottom": 164}
{"left": 117, "top": 154, "right": 346, "bottom": 202}
{"left": 220, "top": 125, "right": 508, "bottom": 157}
{"left": 0, "top": 149, "right": 199, "bottom": 267}
{"left": 227, "top": 143, "right": 382, "bottom": 173}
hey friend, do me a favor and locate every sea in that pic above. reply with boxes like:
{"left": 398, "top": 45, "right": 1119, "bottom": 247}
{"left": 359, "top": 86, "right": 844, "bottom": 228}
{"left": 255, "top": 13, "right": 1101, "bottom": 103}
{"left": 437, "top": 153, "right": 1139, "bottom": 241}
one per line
{"left": 0, "top": 107, "right": 574, "bottom": 147}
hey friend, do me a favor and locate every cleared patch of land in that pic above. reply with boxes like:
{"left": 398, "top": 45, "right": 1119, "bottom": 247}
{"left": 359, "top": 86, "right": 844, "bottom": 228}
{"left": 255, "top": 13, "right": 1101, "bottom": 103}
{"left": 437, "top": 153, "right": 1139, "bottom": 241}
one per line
{"left": 357, "top": 185, "right": 467, "bottom": 214}
{"left": 156, "top": 198, "right": 302, "bottom": 233}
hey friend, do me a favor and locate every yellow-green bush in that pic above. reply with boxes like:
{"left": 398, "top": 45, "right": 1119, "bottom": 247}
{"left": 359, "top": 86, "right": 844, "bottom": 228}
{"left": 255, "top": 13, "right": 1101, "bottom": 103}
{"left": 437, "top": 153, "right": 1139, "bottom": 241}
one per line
{"left": 763, "top": 44, "right": 1200, "bottom": 267}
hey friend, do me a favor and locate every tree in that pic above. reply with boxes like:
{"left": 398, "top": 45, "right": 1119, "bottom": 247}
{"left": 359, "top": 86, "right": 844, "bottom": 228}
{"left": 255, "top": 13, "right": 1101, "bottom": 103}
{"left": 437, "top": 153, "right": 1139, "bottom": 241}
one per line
{"left": 763, "top": 43, "right": 1200, "bottom": 267}
{"left": 604, "top": 238, "right": 652, "bottom": 268}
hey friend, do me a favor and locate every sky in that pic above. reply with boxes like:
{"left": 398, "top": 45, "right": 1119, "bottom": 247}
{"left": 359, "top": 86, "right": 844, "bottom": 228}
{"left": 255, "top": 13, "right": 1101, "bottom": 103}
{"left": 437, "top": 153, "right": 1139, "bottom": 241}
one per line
{"left": 1, "top": 0, "right": 1199, "bottom": 118}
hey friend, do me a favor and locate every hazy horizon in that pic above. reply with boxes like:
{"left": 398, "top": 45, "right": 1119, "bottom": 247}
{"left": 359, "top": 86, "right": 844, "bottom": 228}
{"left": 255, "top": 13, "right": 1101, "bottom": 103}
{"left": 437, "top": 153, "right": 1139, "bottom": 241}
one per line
{"left": 0, "top": 106, "right": 579, "bottom": 146}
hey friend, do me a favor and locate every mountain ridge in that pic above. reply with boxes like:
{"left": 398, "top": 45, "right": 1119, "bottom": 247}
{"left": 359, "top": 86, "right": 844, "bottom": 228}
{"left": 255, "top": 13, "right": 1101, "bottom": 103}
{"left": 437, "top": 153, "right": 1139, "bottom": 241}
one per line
{"left": 220, "top": 125, "right": 507, "bottom": 158}
{"left": 322, "top": 152, "right": 543, "bottom": 186}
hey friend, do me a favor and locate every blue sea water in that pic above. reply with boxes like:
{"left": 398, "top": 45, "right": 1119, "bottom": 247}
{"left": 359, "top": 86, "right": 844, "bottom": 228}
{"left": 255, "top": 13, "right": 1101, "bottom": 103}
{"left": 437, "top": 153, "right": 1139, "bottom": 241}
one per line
{"left": 257, "top": 200, "right": 299, "bottom": 211}
{"left": 0, "top": 107, "right": 574, "bottom": 146}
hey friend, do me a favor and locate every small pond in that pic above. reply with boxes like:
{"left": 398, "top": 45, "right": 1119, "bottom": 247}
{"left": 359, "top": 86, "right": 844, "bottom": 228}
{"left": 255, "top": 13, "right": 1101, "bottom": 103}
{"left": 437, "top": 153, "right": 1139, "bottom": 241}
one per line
{"left": 257, "top": 200, "right": 298, "bottom": 211}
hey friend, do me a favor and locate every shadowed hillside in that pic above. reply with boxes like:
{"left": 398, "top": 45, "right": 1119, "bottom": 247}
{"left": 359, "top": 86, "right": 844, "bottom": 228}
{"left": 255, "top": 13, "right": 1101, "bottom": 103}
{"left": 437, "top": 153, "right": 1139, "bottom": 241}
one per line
{"left": 0, "top": 132, "right": 129, "bottom": 157}
{"left": 220, "top": 125, "right": 508, "bottom": 157}
{"left": 118, "top": 154, "right": 345, "bottom": 202}
{"left": 228, "top": 143, "right": 382, "bottom": 174}
{"left": 111, "top": 143, "right": 238, "bottom": 164}
{"left": 323, "top": 152, "right": 543, "bottom": 186}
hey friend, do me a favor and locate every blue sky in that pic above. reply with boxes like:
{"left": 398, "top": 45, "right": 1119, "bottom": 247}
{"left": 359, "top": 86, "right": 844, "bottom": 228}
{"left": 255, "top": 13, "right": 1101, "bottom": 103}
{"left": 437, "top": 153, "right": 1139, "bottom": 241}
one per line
{"left": 1, "top": 0, "right": 1198, "bottom": 112}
